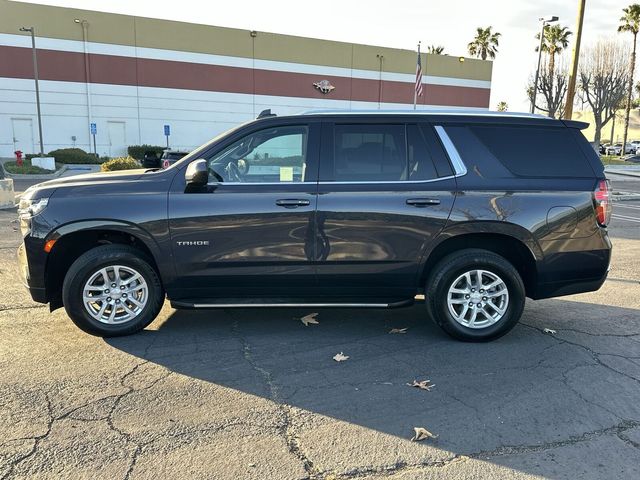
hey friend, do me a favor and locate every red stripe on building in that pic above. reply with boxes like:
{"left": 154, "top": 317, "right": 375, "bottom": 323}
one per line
{"left": 0, "top": 45, "right": 490, "bottom": 107}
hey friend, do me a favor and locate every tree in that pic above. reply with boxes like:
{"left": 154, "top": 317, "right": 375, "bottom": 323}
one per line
{"left": 496, "top": 101, "right": 508, "bottom": 111}
{"left": 426, "top": 45, "right": 445, "bottom": 54}
{"left": 467, "top": 27, "right": 501, "bottom": 60}
{"left": 618, "top": 4, "right": 640, "bottom": 155}
{"left": 535, "top": 25, "right": 572, "bottom": 80}
{"left": 527, "top": 64, "right": 569, "bottom": 118}
{"left": 579, "top": 40, "right": 630, "bottom": 146}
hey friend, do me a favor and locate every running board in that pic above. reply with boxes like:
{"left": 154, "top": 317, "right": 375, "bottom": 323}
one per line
{"left": 170, "top": 298, "right": 414, "bottom": 309}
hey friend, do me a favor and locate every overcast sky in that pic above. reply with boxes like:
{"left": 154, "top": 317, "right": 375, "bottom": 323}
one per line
{"left": 17, "top": 0, "right": 636, "bottom": 112}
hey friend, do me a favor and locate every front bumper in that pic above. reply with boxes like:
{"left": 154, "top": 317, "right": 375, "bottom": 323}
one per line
{"left": 17, "top": 242, "right": 48, "bottom": 304}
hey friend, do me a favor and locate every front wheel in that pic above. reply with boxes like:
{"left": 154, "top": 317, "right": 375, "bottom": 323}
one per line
{"left": 425, "top": 249, "right": 525, "bottom": 342}
{"left": 62, "top": 245, "right": 165, "bottom": 337}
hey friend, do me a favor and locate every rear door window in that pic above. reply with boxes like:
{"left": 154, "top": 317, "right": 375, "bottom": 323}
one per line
{"left": 333, "top": 124, "right": 406, "bottom": 182}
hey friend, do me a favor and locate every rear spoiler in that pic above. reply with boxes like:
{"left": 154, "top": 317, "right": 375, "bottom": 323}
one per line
{"left": 562, "top": 119, "right": 589, "bottom": 130}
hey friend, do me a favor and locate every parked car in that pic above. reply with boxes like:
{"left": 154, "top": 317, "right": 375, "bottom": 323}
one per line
{"left": 141, "top": 150, "right": 162, "bottom": 169}
{"left": 606, "top": 143, "right": 623, "bottom": 155}
{"left": 599, "top": 143, "right": 609, "bottom": 154}
{"left": 17, "top": 110, "right": 611, "bottom": 342}
{"left": 161, "top": 149, "right": 189, "bottom": 169}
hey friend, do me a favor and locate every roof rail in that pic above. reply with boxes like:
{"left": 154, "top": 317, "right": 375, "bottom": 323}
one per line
{"left": 299, "top": 108, "right": 552, "bottom": 120}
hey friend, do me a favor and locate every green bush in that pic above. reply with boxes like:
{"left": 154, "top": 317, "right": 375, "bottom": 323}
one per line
{"left": 101, "top": 156, "right": 141, "bottom": 172}
{"left": 3, "top": 159, "right": 62, "bottom": 174}
{"left": 127, "top": 145, "right": 165, "bottom": 160}
{"left": 47, "top": 148, "right": 100, "bottom": 164}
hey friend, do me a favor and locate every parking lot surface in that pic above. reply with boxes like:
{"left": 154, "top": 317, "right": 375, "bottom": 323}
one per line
{"left": 1, "top": 198, "right": 639, "bottom": 479}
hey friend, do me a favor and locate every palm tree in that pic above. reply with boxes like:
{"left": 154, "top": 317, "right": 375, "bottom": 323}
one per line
{"left": 535, "top": 25, "right": 572, "bottom": 80}
{"left": 496, "top": 101, "right": 508, "bottom": 112}
{"left": 618, "top": 4, "right": 640, "bottom": 156}
{"left": 467, "top": 27, "right": 501, "bottom": 60}
{"left": 426, "top": 45, "right": 445, "bottom": 54}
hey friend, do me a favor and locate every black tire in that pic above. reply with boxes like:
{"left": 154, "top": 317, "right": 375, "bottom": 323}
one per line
{"left": 425, "top": 249, "right": 525, "bottom": 342}
{"left": 62, "top": 244, "right": 164, "bottom": 337}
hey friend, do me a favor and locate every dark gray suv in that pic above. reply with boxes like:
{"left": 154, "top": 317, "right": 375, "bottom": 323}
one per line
{"left": 17, "top": 110, "right": 612, "bottom": 341}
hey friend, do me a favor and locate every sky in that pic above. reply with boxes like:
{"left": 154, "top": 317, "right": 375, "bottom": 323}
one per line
{"left": 17, "top": 0, "right": 635, "bottom": 112}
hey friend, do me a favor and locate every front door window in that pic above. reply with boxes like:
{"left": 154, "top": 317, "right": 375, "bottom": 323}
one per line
{"left": 207, "top": 126, "right": 308, "bottom": 183}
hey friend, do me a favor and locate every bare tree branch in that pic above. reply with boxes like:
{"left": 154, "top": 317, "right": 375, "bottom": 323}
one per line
{"left": 578, "top": 39, "right": 630, "bottom": 145}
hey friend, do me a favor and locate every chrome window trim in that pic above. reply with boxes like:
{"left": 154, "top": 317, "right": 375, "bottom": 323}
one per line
{"left": 318, "top": 175, "right": 456, "bottom": 185}
{"left": 434, "top": 125, "right": 467, "bottom": 177}
{"left": 206, "top": 181, "right": 315, "bottom": 186}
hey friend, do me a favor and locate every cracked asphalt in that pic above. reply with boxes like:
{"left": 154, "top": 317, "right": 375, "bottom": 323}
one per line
{"left": 1, "top": 199, "right": 639, "bottom": 479}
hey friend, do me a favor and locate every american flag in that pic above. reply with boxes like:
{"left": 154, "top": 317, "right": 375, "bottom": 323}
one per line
{"left": 415, "top": 45, "right": 423, "bottom": 97}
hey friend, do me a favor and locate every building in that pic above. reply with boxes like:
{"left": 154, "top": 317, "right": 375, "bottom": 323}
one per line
{"left": 0, "top": 0, "right": 493, "bottom": 158}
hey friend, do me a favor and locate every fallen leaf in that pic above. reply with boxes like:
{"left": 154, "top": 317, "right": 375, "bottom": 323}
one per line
{"left": 333, "top": 352, "right": 349, "bottom": 362}
{"left": 543, "top": 328, "right": 556, "bottom": 335}
{"left": 389, "top": 327, "right": 408, "bottom": 334}
{"left": 406, "top": 379, "right": 435, "bottom": 391}
{"left": 411, "top": 427, "right": 438, "bottom": 441}
{"left": 300, "top": 313, "right": 319, "bottom": 326}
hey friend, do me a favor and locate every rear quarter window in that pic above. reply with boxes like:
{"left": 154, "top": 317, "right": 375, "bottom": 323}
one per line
{"left": 466, "top": 125, "right": 594, "bottom": 178}
{"left": 445, "top": 125, "right": 594, "bottom": 178}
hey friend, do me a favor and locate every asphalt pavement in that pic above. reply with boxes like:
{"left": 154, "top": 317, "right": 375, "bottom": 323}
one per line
{"left": 0, "top": 193, "right": 639, "bottom": 479}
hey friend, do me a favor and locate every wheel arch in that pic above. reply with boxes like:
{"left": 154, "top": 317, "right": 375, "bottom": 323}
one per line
{"left": 44, "top": 221, "right": 164, "bottom": 310}
{"left": 420, "top": 227, "right": 541, "bottom": 297}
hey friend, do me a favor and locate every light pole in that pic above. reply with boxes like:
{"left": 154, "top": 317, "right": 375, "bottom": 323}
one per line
{"left": 74, "top": 18, "right": 95, "bottom": 155}
{"left": 531, "top": 15, "right": 559, "bottom": 114}
{"left": 19, "top": 26, "right": 44, "bottom": 157}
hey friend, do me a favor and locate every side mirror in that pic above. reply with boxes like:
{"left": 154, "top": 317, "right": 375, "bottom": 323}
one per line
{"left": 185, "top": 159, "right": 208, "bottom": 187}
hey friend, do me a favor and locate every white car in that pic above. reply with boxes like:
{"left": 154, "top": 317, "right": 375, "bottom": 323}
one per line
{"left": 606, "top": 144, "right": 623, "bottom": 155}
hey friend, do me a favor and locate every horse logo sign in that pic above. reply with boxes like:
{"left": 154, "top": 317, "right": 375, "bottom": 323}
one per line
{"left": 313, "top": 80, "right": 335, "bottom": 94}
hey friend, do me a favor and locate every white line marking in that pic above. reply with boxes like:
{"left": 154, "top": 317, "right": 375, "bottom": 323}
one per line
{"left": 612, "top": 214, "right": 640, "bottom": 223}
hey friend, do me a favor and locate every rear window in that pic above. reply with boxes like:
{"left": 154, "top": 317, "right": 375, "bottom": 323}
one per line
{"left": 445, "top": 125, "right": 593, "bottom": 178}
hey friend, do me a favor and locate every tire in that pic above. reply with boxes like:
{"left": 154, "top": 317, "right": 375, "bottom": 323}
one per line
{"left": 425, "top": 249, "right": 525, "bottom": 342}
{"left": 62, "top": 244, "right": 164, "bottom": 337}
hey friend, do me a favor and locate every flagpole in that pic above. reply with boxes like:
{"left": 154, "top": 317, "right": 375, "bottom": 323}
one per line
{"left": 413, "top": 41, "right": 420, "bottom": 110}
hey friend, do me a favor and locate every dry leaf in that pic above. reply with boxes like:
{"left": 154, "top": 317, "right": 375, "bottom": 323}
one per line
{"left": 411, "top": 427, "right": 438, "bottom": 441}
{"left": 300, "top": 313, "right": 319, "bottom": 326}
{"left": 406, "top": 379, "right": 435, "bottom": 391}
{"left": 333, "top": 352, "right": 349, "bottom": 362}
{"left": 543, "top": 328, "right": 556, "bottom": 335}
{"left": 389, "top": 327, "right": 408, "bottom": 334}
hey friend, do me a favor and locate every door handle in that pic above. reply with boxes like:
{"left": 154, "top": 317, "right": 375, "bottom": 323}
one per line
{"left": 276, "top": 198, "right": 311, "bottom": 208}
{"left": 406, "top": 198, "right": 441, "bottom": 207}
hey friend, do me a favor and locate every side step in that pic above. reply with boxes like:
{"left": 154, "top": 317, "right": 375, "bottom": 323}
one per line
{"left": 170, "top": 297, "right": 415, "bottom": 309}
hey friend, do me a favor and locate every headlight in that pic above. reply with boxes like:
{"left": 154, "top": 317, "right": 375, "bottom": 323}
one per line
{"left": 18, "top": 197, "right": 49, "bottom": 219}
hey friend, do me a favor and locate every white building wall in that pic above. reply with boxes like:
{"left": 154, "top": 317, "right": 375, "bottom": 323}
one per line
{"left": 2, "top": 77, "right": 463, "bottom": 158}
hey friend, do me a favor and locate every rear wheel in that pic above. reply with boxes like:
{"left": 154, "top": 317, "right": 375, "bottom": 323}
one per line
{"left": 62, "top": 245, "right": 164, "bottom": 337}
{"left": 425, "top": 249, "right": 525, "bottom": 342}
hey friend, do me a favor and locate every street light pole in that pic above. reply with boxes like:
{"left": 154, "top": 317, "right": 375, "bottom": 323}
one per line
{"left": 19, "top": 26, "right": 44, "bottom": 157}
{"left": 531, "top": 16, "right": 559, "bottom": 114}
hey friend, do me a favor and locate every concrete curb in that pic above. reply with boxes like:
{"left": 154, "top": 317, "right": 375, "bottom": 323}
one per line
{"left": 0, "top": 178, "right": 16, "bottom": 209}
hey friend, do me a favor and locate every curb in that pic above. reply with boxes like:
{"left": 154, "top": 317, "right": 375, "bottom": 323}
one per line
{"left": 3, "top": 165, "right": 67, "bottom": 180}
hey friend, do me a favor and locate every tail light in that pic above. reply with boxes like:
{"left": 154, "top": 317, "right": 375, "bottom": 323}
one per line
{"left": 594, "top": 179, "right": 611, "bottom": 227}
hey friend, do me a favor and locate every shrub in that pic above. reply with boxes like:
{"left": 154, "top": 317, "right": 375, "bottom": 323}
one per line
{"left": 3, "top": 159, "right": 61, "bottom": 174}
{"left": 47, "top": 148, "right": 100, "bottom": 164}
{"left": 101, "top": 156, "right": 141, "bottom": 172}
{"left": 127, "top": 145, "right": 165, "bottom": 160}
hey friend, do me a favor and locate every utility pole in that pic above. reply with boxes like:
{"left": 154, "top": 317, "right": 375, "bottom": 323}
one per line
{"left": 563, "top": 0, "right": 586, "bottom": 120}
{"left": 19, "top": 26, "right": 44, "bottom": 157}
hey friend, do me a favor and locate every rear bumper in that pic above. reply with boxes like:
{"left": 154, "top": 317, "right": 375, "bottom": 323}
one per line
{"left": 530, "top": 244, "right": 611, "bottom": 300}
